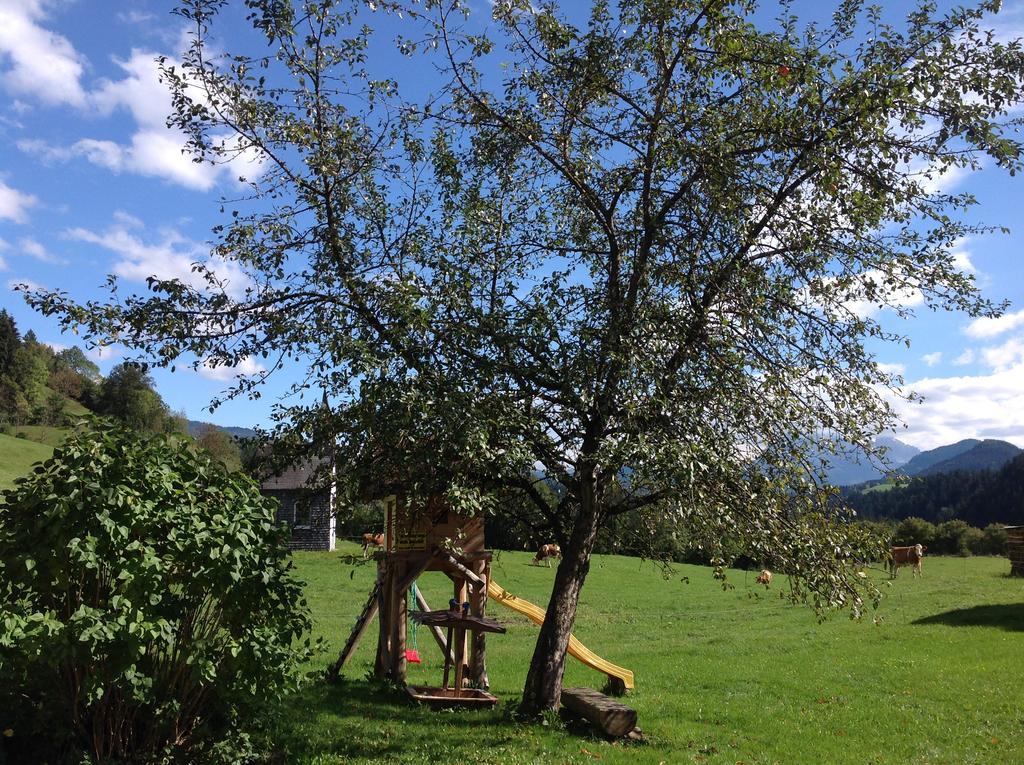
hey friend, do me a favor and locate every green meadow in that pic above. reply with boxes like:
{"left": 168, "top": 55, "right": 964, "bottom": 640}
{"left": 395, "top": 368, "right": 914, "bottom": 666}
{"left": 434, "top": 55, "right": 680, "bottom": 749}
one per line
{"left": 275, "top": 547, "right": 1024, "bottom": 765}
{"left": 0, "top": 433, "right": 54, "bottom": 491}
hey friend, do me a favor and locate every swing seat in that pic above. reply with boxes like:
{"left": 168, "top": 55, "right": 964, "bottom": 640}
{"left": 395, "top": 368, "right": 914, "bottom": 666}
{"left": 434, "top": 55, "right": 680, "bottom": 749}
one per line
{"left": 405, "top": 649, "right": 421, "bottom": 664}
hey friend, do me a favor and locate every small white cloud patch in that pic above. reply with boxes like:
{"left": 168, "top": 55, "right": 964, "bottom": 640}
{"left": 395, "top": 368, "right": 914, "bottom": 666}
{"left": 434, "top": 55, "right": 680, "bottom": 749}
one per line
{"left": 965, "top": 309, "right": 1024, "bottom": 339}
{"left": 198, "top": 356, "right": 267, "bottom": 382}
{"left": 0, "top": 179, "right": 38, "bottom": 224}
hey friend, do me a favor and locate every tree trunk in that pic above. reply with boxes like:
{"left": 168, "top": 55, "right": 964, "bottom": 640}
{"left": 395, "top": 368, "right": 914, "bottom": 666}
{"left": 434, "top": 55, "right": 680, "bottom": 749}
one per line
{"left": 519, "top": 480, "right": 601, "bottom": 715}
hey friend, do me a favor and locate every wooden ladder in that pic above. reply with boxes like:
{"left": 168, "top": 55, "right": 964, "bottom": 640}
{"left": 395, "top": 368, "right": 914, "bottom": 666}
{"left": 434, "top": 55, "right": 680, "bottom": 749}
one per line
{"left": 329, "top": 569, "right": 384, "bottom": 678}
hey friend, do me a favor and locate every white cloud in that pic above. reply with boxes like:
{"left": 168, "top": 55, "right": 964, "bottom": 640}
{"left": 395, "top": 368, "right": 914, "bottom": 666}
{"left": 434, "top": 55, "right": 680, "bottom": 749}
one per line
{"left": 0, "top": 0, "right": 87, "bottom": 108}
{"left": 905, "top": 156, "right": 974, "bottom": 197}
{"left": 0, "top": 254, "right": 6, "bottom": 271}
{"left": 117, "top": 10, "right": 156, "bottom": 25}
{"left": 964, "top": 308, "right": 1024, "bottom": 339}
{"left": 113, "top": 210, "right": 144, "bottom": 228}
{"left": 90, "top": 49, "right": 173, "bottom": 128}
{"left": 948, "top": 237, "right": 975, "bottom": 274}
{"left": 0, "top": 179, "right": 37, "bottom": 223}
{"left": 7, "top": 277, "right": 42, "bottom": 293}
{"left": 842, "top": 269, "right": 925, "bottom": 319}
{"left": 197, "top": 356, "right": 267, "bottom": 382}
{"left": 20, "top": 237, "right": 65, "bottom": 265}
{"left": 954, "top": 348, "right": 975, "bottom": 365}
{"left": 921, "top": 352, "right": 942, "bottom": 367}
{"left": 20, "top": 132, "right": 226, "bottom": 193}
{"left": 87, "top": 51, "right": 266, "bottom": 190}
{"left": 877, "top": 362, "right": 905, "bottom": 377}
{"left": 18, "top": 48, "right": 265, "bottom": 191}
{"left": 893, "top": 364, "right": 1024, "bottom": 448}
{"left": 981, "top": 336, "right": 1024, "bottom": 372}
{"left": 86, "top": 344, "right": 124, "bottom": 364}
{"left": 65, "top": 221, "right": 251, "bottom": 297}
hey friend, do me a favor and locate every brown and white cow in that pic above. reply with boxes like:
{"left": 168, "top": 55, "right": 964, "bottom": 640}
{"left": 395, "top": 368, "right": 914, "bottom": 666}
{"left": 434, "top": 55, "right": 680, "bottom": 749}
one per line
{"left": 890, "top": 544, "right": 926, "bottom": 578}
{"left": 533, "top": 543, "right": 561, "bottom": 567}
{"left": 755, "top": 569, "right": 773, "bottom": 588}
{"left": 362, "top": 532, "right": 385, "bottom": 557}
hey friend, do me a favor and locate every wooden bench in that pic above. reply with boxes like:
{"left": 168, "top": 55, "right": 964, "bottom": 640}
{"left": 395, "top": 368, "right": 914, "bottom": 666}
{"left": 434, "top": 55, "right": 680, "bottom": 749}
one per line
{"left": 560, "top": 687, "right": 639, "bottom": 738}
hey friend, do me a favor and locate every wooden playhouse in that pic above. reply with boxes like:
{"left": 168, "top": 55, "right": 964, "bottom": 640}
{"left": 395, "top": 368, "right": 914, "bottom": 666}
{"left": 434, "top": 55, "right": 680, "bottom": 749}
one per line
{"left": 329, "top": 492, "right": 504, "bottom": 707}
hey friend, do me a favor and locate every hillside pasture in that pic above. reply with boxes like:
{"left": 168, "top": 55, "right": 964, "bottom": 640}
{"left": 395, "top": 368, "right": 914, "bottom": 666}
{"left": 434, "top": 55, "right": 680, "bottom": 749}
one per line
{"left": 276, "top": 549, "right": 1024, "bottom": 765}
{"left": 0, "top": 433, "right": 54, "bottom": 490}
{"left": 8, "top": 424, "right": 69, "bottom": 447}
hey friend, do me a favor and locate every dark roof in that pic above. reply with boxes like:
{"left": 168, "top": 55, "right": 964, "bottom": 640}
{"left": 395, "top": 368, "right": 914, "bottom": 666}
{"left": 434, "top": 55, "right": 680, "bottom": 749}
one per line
{"left": 260, "top": 457, "right": 331, "bottom": 492}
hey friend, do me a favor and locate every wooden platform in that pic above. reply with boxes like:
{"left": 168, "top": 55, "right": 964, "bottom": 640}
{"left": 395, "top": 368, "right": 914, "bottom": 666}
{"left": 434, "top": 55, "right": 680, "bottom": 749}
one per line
{"left": 406, "top": 685, "right": 499, "bottom": 709}
{"left": 409, "top": 610, "right": 507, "bottom": 634}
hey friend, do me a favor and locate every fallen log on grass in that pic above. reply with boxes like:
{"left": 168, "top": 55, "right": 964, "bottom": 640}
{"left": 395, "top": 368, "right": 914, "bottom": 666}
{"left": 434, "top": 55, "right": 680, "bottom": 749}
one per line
{"left": 560, "top": 687, "right": 638, "bottom": 738}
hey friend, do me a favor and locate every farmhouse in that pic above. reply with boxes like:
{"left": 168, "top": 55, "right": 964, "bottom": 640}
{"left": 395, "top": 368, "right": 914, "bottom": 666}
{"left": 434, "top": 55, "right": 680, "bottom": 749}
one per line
{"left": 260, "top": 459, "right": 336, "bottom": 551}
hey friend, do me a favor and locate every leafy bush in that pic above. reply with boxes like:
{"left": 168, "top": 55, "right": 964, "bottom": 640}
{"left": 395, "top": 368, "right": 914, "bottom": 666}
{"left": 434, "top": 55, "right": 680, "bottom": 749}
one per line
{"left": 892, "top": 516, "right": 936, "bottom": 548}
{"left": 932, "top": 519, "right": 973, "bottom": 556}
{"left": 0, "top": 419, "right": 311, "bottom": 763}
{"left": 971, "top": 524, "right": 1009, "bottom": 556}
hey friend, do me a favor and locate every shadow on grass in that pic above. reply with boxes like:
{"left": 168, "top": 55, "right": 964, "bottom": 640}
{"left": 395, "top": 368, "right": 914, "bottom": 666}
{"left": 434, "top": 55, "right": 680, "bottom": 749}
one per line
{"left": 912, "top": 603, "right": 1024, "bottom": 632}
{"left": 263, "top": 677, "right": 540, "bottom": 763}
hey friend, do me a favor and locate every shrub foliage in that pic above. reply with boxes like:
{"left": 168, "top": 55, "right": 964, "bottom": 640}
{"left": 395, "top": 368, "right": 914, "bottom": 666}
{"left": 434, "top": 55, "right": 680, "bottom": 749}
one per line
{"left": 0, "top": 419, "right": 311, "bottom": 762}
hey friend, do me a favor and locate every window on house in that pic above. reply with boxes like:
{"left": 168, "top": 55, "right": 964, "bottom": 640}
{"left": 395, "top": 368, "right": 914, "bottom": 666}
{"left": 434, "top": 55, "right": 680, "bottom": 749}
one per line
{"left": 294, "top": 497, "right": 312, "bottom": 528}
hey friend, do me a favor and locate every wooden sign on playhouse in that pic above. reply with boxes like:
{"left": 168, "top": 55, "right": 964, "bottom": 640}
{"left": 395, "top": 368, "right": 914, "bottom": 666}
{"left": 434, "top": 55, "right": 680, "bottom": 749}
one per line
{"left": 383, "top": 493, "right": 484, "bottom": 553}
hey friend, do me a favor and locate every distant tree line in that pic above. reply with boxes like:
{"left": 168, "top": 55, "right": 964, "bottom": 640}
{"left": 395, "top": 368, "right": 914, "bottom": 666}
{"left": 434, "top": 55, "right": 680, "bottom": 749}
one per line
{"left": 480, "top": 475, "right": 1012, "bottom": 564}
{"left": 0, "top": 310, "right": 243, "bottom": 471}
{"left": 887, "top": 516, "right": 1008, "bottom": 557}
{"left": 841, "top": 454, "right": 1024, "bottom": 529}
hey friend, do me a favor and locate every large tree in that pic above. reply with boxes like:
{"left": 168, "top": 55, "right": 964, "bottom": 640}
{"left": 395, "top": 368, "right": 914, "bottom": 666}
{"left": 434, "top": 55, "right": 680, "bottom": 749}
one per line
{"left": 94, "top": 362, "right": 175, "bottom": 435}
{"left": 24, "top": 0, "right": 1024, "bottom": 713}
{"left": 0, "top": 310, "right": 19, "bottom": 376}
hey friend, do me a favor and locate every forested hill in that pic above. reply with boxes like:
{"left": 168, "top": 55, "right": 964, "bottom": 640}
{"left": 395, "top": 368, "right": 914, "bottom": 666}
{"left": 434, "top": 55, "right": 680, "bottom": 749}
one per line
{"left": 898, "top": 439, "right": 980, "bottom": 475}
{"left": 912, "top": 439, "right": 1021, "bottom": 476}
{"left": 0, "top": 310, "right": 256, "bottom": 486}
{"left": 842, "top": 453, "right": 1024, "bottom": 527}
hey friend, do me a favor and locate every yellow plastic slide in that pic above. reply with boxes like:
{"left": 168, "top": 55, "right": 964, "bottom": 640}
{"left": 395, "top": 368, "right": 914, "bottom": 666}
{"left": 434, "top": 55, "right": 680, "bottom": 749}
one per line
{"left": 487, "top": 579, "right": 635, "bottom": 690}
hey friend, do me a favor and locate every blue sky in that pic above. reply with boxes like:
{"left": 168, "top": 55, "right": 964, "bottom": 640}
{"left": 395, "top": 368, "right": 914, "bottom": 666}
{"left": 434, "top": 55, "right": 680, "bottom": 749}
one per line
{"left": 1, "top": 0, "right": 1024, "bottom": 449}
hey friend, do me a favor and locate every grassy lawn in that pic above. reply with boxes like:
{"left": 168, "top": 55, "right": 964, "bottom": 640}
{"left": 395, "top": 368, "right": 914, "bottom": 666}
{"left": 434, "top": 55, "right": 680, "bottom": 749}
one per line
{"left": 0, "top": 433, "right": 54, "bottom": 490}
{"left": 277, "top": 547, "right": 1024, "bottom": 765}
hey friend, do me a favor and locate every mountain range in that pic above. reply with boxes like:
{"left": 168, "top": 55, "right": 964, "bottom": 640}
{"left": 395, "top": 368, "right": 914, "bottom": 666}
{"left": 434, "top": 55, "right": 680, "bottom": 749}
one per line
{"left": 825, "top": 437, "right": 1022, "bottom": 487}
{"left": 186, "top": 420, "right": 258, "bottom": 440}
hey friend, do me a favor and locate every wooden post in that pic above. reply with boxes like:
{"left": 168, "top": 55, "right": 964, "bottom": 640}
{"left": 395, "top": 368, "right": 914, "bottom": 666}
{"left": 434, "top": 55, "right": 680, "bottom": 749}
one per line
{"left": 452, "top": 627, "right": 467, "bottom": 698}
{"left": 469, "top": 557, "right": 490, "bottom": 689}
{"left": 373, "top": 557, "right": 391, "bottom": 679}
{"left": 390, "top": 559, "right": 407, "bottom": 682}
{"left": 442, "top": 626, "right": 454, "bottom": 690}
{"left": 453, "top": 576, "right": 468, "bottom": 686}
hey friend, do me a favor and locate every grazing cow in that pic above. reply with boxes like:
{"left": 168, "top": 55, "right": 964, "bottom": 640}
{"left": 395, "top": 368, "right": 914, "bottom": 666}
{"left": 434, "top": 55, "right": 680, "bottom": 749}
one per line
{"left": 533, "top": 543, "right": 561, "bottom": 567}
{"left": 362, "top": 532, "right": 385, "bottom": 557}
{"left": 890, "top": 544, "right": 926, "bottom": 578}
{"left": 755, "top": 569, "right": 773, "bottom": 588}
